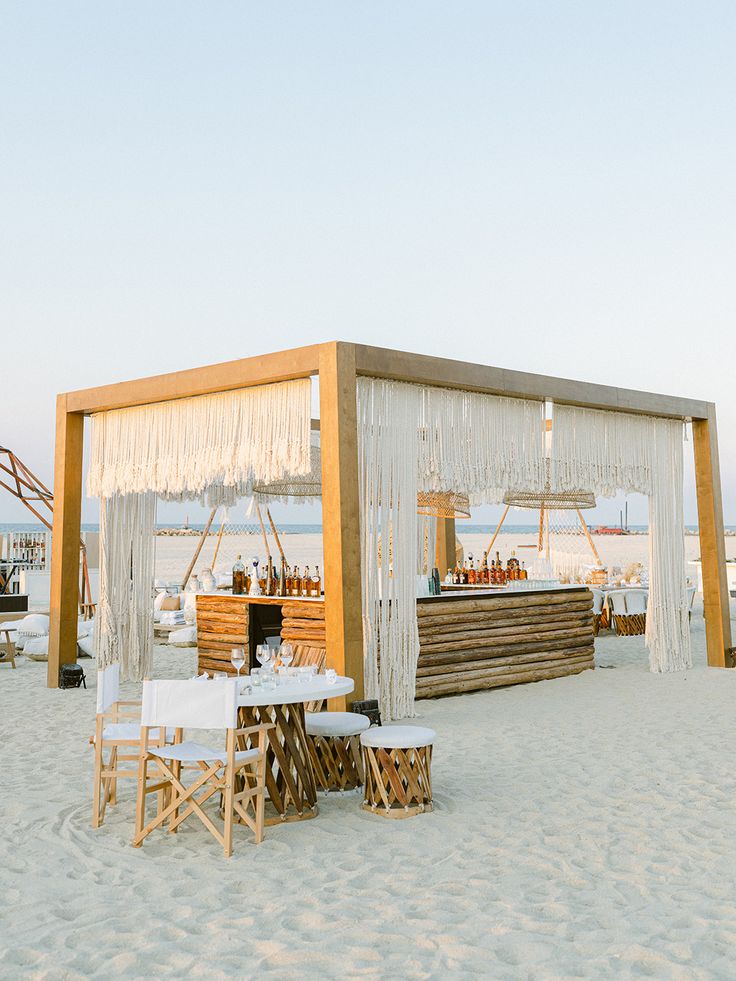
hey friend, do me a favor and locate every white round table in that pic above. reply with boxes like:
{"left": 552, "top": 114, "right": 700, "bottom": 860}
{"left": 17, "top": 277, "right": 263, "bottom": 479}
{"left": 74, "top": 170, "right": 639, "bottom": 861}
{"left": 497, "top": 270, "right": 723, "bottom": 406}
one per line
{"left": 236, "top": 675, "right": 354, "bottom": 824}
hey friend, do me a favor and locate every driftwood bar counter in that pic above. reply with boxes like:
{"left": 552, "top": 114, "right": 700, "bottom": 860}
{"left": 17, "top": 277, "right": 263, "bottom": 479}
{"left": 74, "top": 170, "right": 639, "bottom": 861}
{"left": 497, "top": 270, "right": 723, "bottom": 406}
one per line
{"left": 196, "top": 594, "right": 326, "bottom": 676}
{"left": 415, "top": 586, "right": 595, "bottom": 699}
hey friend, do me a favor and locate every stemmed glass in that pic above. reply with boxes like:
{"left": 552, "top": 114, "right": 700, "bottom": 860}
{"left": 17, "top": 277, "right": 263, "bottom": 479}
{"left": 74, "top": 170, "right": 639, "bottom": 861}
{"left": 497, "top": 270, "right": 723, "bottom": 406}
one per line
{"left": 230, "top": 647, "right": 246, "bottom": 677}
{"left": 256, "top": 643, "right": 273, "bottom": 672}
{"left": 279, "top": 642, "right": 294, "bottom": 672}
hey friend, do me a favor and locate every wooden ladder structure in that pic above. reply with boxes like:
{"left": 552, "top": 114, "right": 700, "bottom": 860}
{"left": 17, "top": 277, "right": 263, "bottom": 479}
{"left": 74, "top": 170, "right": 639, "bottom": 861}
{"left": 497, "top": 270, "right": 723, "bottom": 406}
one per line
{"left": 0, "top": 446, "right": 94, "bottom": 616}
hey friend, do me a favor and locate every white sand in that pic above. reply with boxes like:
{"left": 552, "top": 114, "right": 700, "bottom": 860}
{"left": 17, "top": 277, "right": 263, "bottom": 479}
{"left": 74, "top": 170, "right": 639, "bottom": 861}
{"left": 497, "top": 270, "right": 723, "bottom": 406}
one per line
{"left": 3, "top": 596, "right": 736, "bottom": 978}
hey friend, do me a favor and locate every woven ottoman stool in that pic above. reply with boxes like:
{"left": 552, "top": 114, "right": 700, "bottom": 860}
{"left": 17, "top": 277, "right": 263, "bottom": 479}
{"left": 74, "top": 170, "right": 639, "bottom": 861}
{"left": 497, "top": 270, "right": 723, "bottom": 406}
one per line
{"left": 305, "top": 712, "right": 371, "bottom": 792}
{"left": 360, "top": 725, "right": 435, "bottom": 818}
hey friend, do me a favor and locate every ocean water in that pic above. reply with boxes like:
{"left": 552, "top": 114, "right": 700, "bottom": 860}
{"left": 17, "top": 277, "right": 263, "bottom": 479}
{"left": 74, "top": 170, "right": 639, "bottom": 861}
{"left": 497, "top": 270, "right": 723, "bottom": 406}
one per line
{"left": 0, "top": 521, "right": 726, "bottom": 535}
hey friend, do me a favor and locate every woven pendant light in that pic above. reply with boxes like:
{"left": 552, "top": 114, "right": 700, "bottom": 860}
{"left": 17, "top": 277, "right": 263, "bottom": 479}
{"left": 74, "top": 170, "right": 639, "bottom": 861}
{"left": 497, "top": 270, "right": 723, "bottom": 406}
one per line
{"left": 252, "top": 440, "right": 322, "bottom": 502}
{"left": 416, "top": 490, "right": 471, "bottom": 519}
{"left": 502, "top": 487, "right": 596, "bottom": 510}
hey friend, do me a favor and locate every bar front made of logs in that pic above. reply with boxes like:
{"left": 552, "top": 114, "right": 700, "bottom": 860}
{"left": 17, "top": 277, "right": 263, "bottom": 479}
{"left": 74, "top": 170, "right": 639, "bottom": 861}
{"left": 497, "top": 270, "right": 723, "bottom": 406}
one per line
{"left": 196, "top": 594, "right": 326, "bottom": 675}
{"left": 415, "top": 586, "right": 595, "bottom": 699}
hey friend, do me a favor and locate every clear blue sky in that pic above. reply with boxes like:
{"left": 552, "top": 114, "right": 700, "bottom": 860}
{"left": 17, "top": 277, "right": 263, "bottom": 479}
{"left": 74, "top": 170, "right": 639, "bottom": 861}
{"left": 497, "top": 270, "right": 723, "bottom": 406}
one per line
{"left": 2, "top": 2, "right": 734, "bottom": 526}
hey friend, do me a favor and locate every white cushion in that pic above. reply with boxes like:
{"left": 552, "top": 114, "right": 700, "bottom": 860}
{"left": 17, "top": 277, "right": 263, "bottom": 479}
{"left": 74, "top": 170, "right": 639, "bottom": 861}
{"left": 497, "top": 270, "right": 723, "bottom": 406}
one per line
{"left": 99, "top": 723, "right": 174, "bottom": 742}
{"left": 16, "top": 614, "right": 49, "bottom": 637}
{"left": 97, "top": 663, "right": 120, "bottom": 712}
{"left": 306, "top": 711, "right": 371, "bottom": 738}
{"left": 0, "top": 621, "right": 18, "bottom": 633}
{"left": 23, "top": 635, "right": 49, "bottom": 660}
{"left": 78, "top": 634, "right": 96, "bottom": 659}
{"left": 169, "top": 625, "right": 198, "bottom": 647}
{"left": 148, "top": 740, "right": 259, "bottom": 767}
{"left": 360, "top": 725, "right": 436, "bottom": 749}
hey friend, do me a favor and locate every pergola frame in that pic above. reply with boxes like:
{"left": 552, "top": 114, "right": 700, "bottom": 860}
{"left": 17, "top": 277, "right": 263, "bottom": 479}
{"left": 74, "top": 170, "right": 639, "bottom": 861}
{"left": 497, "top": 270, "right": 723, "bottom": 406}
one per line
{"left": 47, "top": 341, "right": 733, "bottom": 689}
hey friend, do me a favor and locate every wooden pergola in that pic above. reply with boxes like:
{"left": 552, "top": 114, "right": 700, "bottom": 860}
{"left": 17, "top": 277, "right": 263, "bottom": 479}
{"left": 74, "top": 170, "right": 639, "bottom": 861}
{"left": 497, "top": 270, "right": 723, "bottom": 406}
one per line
{"left": 48, "top": 341, "right": 733, "bottom": 688}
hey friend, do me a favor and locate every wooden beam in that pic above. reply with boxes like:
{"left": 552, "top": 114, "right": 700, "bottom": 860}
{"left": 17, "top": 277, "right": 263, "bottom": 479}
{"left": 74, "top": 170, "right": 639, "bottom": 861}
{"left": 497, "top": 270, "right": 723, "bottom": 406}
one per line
{"left": 319, "top": 342, "right": 364, "bottom": 705}
{"left": 693, "top": 407, "right": 733, "bottom": 668}
{"left": 48, "top": 398, "right": 85, "bottom": 686}
{"left": 435, "top": 517, "right": 457, "bottom": 578}
{"left": 64, "top": 344, "right": 323, "bottom": 414}
{"left": 353, "top": 344, "right": 709, "bottom": 420}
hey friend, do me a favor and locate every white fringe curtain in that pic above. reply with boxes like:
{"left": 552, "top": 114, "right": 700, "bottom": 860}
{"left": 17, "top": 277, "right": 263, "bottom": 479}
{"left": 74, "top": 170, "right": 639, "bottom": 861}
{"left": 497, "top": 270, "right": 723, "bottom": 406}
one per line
{"left": 358, "top": 378, "right": 546, "bottom": 719}
{"left": 87, "top": 379, "right": 312, "bottom": 503}
{"left": 358, "top": 379, "right": 420, "bottom": 721}
{"left": 90, "top": 378, "right": 312, "bottom": 680}
{"left": 552, "top": 404, "right": 690, "bottom": 672}
{"left": 95, "top": 492, "right": 156, "bottom": 679}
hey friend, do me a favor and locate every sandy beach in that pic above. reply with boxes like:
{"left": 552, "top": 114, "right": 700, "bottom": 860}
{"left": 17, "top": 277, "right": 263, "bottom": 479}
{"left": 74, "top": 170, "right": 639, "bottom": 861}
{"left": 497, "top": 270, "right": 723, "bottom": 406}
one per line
{"left": 3, "top": 597, "right": 736, "bottom": 979}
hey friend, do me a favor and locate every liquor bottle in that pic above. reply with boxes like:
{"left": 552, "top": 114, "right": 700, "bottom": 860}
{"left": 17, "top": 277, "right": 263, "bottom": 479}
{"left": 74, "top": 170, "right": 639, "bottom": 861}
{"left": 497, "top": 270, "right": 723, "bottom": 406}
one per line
{"left": 495, "top": 552, "right": 506, "bottom": 585}
{"left": 303, "top": 566, "right": 311, "bottom": 597}
{"left": 266, "top": 556, "right": 274, "bottom": 596}
{"left": 312, "top": 566, "right": 321, "bottom": 597}
{"left": 467, "top": 555, "right": 476, "bottom": 585}
{"left": 232, "top": 555, "right": 246, "bottom": 595}
{"left": 520, "top": 562, "right": 528, "bottom": 581}
{"left": 291, "top": 566, "right": 301, "bottom": 597}
{"left": 286, "top": 565, "right": 294, "bottom": 596}
{"left": 452, "top": 565, "right": 460, "bottom": 585}
{"left": 278, "top": 559, "right": 287, "bottom": 597}
{"left": 481, "top": 556, "right": 490, "bottom": 585}
{"left": 460, "top": 562, "right": 469, "bottom": 586}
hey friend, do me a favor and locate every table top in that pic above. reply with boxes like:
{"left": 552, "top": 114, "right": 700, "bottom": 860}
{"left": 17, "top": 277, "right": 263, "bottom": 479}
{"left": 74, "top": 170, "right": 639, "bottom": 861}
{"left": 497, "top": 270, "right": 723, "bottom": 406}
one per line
{"left": 237, "top": 674, "right": 354, "bottom": 707}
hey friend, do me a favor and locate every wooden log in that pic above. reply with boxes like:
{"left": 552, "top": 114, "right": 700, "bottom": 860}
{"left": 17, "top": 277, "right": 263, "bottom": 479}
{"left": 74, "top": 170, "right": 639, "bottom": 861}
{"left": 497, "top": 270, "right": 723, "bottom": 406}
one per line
{"left": 416, "top": 657, "right": 593, "bottom": 698}
{"left": 416, "top": 599, "right": 593, "bottom": 628}
{"left": 281, "top": 603, "right": 325, "bottom": 620}
{"left": 197, "top": 630, "right": 248, "bottom": 645}
{"left": 417, "top": 615, "right": 593, "bottom": 643}
{"left": 416, "top": 648, "right": 594, "bottom": 687}
{"left": 196, "top": 611, "right": 249, "bottom": 628}
{"left": 418, "top": 625, "right": 594, "bottom": 656}
{"left": 416, "top": 590, "right": 592, "bottom": 616}
{"left": 281, "top": 617, "right": 327, "bottom": 630}
{"left": 417, "top": 645, "right": 596, "bottom": 677}
{"left": 416, "top": 634, "right": 593, "bottom": 665}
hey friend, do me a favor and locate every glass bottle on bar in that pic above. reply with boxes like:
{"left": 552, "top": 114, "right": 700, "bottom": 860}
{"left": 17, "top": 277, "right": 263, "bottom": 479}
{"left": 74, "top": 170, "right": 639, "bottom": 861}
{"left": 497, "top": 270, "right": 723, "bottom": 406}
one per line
{"left": 291, "top": 566, "right": 301, "bottom": 597}
{"left": 278, "top": 559, "right": 288, "bottom": 596}
{"left": 232, "top": 554, "right": 246, "bottom": 595}
{"left": 312, "top": 565, "right": 321, "bottom": 597}
{"left": 266, "top": 556, "right": 274, "bottom": 596}
{"left": 303, "top": 566, "right": 311, "bottom": 597}
{"left": 467, "top": 554, "right": 476, "bottom": 585}
{"left": 285, "top": 565, "right": 294, "bottom": 596}
{"left": 520, "top": 562, "right": 528, "bottom": 581}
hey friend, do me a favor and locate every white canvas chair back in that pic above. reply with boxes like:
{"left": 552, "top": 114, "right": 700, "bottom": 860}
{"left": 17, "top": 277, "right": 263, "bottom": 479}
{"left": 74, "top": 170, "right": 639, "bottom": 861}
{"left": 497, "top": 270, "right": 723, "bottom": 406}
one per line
{"left": 606, "top": 590, "right": 627, "bottom": 616}
{"left": 97, "top": 663, "right": 121, "bottom": 713}
{"left": 624, "top": 589, "right": 648, "bottom": 615}
{"left": 590, "top": 588, "right": 604, "bottom": 616}
{"left": 141, "top": 679, "right": 238, "bottom": 730}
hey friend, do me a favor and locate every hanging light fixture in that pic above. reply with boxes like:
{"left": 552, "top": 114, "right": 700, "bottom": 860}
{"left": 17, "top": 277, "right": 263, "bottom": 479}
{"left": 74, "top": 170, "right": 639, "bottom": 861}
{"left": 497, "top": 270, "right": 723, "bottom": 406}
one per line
{"left": 502, "top": 487, "right": 596, "bottom": 510}
{"left": 416, "top": 490, "right": 471, "bottom": 519}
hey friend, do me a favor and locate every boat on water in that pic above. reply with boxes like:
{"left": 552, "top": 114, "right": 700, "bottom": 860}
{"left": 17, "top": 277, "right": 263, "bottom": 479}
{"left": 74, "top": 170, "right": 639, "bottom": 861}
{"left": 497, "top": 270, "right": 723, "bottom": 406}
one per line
{"left": 592, "top": 526, "right": 629, "bottom": 535}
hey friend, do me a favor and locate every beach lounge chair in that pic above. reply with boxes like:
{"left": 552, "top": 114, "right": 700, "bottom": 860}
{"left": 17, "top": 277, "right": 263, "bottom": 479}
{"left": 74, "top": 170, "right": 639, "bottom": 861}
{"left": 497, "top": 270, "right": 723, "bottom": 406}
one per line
{"left": 91, "top": 663, "right": 173, "bottom": 828}
{"left": 590, "top": 588, "right": 604, "bottom": 635}
{"left": 133, "top": 679, "right": 273, "bottom": 857}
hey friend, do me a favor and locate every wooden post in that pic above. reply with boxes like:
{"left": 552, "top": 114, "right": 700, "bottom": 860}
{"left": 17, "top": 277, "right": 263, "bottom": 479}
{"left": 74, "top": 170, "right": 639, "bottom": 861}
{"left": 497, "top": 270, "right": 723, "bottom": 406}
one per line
{"left": 319, "top": 342, "right": 364, "bottom": 706}
{"left": 180, "top": 507, "right": 217, "bottom": 591}
{"left": 48, "top": 397, "right": 85, "bottom": 686}
{"left": 693, "top": 407, "right": 733, "bottom": 667}
{"left": 483, "top": 505, "right": 510, "bottom": 563}
{"left": 575, "top": 508, "right": 603, "bottom": 567}
{"left": 435, "top": 517, "right": 457, "bottom": 578}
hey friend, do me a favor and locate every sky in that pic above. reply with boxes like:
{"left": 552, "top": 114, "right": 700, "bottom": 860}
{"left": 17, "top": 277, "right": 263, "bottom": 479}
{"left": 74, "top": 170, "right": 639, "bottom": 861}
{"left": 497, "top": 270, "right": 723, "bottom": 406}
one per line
{"left": 2, "top": 1, "right": 734, "bottom": 527}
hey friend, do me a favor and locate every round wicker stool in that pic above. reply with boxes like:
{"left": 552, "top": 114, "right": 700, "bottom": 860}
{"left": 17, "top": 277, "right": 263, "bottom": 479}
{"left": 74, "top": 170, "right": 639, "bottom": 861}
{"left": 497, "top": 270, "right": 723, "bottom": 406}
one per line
{"left": 305, "top": 712, "right": 371, "bottom": 792}
{"left": 360, "top": 725, "right": 435, "bottom": 819}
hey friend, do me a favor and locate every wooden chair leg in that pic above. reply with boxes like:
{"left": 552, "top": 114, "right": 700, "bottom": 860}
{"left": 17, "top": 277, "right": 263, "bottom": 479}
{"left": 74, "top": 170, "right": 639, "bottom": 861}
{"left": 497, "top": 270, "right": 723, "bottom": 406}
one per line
{"left": 109, "top": 746, "right": 118, "bottom": 806}
{"left": 92, "top": 743, "right": 103, "bottom": 829}
{"left": 133, "top": 754, "right": 149, "bottom": 848}
{"left": 254, "top": 731, "right": 267, "bottom": 844}
{"left": 223, "top": 766, "right": 235, "bottom": 858}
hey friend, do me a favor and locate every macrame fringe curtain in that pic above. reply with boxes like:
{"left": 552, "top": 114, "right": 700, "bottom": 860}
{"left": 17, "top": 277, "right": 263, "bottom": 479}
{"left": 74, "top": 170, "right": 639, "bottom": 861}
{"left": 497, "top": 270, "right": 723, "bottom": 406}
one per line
{"left": 87, "top": 379, "right": 312, "bottom": 504}
{"left": 90, "top": 379, "right": 312, "bottom": 681}
{"left": 358, "top": 380, "right": 691, "bottom": 717}
{"left": 552, "top": 404, "right": 690, "bottom": 672}
{"left": 95, "top": 492, "right": 156, "bottom": 680}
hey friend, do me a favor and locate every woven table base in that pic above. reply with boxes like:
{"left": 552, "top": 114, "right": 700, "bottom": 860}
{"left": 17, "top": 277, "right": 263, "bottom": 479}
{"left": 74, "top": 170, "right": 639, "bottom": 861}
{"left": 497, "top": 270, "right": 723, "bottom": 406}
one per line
{"left": 613, "top": 613, "right": 647, "bottom": 636}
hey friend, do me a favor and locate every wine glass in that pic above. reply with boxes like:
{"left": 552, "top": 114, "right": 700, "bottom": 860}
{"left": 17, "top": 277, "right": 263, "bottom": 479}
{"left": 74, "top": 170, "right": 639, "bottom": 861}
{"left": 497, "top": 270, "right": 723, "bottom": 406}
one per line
{"left": 231, "top": 647, "right": 246, "bottom": 677}
{"left": 256, "top": 643, "right": 273, "bottom": 674}
{"left": 279, "top": 642, "right": 294, "bottom": 671}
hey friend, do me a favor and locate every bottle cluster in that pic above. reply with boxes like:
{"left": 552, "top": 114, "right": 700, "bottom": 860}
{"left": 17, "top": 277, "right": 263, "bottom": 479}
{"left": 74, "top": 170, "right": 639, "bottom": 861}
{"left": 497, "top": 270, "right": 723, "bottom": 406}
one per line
{"left": 231, "top": 554, "right": 321, "bottom": 598}
{"left": 450, "top": 551, "right": 527, "bottom": 586}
